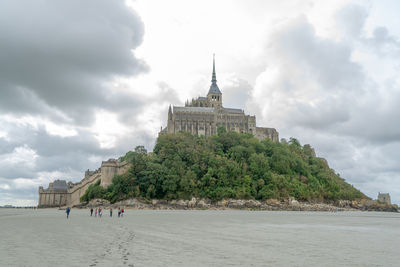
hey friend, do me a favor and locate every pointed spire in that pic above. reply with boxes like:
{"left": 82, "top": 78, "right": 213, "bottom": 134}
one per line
{"left": 168, "top": 105, "right": 172, "bottom": 120}
{"left": 211, "top": 53, "right": 217, "bottom": 84}
{"left": 208, "top": 54, "right": 222, "bottom": 95}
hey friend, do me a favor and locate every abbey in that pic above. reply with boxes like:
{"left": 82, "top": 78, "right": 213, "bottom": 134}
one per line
{"left": 160, "top": 55, "right": 279, "bottom": 141}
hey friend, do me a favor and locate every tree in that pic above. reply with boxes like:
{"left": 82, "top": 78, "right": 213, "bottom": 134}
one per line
{"left": 81, "top": 132, "right": 368, "bottom": 203}
{"left": 135, "top": 145, "right": 147, "bottom": 154}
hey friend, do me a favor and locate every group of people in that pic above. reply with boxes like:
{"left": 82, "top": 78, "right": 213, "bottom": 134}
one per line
{"left": 65, "top": 206, "right": 126, "bottom": 219}
{"left": 89, "top": 207, "right": 125, "bottom": 217}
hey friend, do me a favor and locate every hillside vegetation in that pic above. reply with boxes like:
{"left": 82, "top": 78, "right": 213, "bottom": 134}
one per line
{"left": 81, "top": 129, "right": 367, "bottom": 203}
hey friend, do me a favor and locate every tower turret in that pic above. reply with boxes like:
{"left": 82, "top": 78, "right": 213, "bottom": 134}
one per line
{"left": 167, "top": 105, "right": 174, "bottom": 133}
{"left": 168, "top": 105, "right": 172, "bottom": 120}
{"left": 207, "top": 54, "right": 222, "bottom": 108}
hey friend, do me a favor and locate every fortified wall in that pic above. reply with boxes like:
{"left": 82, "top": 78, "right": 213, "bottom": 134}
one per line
{"left": 38, "top": 180, "right": 72, "bottom": 207}
{"left": 255, "top": 127, "right": 279, "bottom": 142}
{"left": 38, "top": 159, "right": 130, "bottom": 207}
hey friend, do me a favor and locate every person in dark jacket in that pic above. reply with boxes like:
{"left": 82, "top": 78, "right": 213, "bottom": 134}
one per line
{"left": 90, "top": 208, "right": 93, "bottom": 216}
{"left": 66, "top": 207, "right": 71, "bottom": 219}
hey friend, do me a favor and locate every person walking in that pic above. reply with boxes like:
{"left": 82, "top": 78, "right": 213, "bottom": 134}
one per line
{"left": 121, "top": 208, "right": 124, "bottom": 217}
{"left": 95, "top": 208, "right": 98, "bottom": 217}
{"left": 110, "top": 208, "right": 113, "bottom": 217}
{"left": 66, "top": 207, "right": 71, "bottom": 219}
{"left": 118, "top": 207, "right": 121, "bottom": 217}
{"left": 99, "top": 207, "right": 102, "bottom": 218}
{"left": 90, "top": 207, "right": 93, "bottom": 216}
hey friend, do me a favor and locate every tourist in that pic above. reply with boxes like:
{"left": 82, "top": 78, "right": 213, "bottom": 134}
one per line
{"left": 121, "top": 208, "right": 124, "bottom": 217}
{"left": 66, "top": 207, "right": 70, "bottom": 219}
{"left": 110, "top": 208, "right": 112, "bottom": 217}
{"left": 99, "top": 207, "right": 102, "bottom": 217}
{"left": 90, "top": 207, "right": 93, "bottom": 216}
{"left": 118, "top": 207, "right": 121, "bottom": 217}
{"left": 95, "top": 208, "right": 98, "bottom": 217}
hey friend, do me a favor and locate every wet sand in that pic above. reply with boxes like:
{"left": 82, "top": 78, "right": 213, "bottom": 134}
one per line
{"left": 1, "top": 209, "right": 399, "bottom": 266}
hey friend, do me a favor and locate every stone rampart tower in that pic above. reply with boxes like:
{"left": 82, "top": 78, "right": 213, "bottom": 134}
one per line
{"left": 100, "top": 159, "right": 129, "bottom": 188}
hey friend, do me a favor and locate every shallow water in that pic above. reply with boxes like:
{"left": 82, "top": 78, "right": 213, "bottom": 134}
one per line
{"left": 1, "top": 209, "right": 399, "bottom": 266}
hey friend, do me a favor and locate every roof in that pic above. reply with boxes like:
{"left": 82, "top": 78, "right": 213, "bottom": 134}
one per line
{"left": 198, "top": 97, "right": 207, "bottom": 100}
{"left": 53, "top": 180, "right": 68, "bottom": 190}
{"left": 224, "top": 108, "right": 244, "bottom": 114}
{"left": 174, "top": 106, "right": 214, "bottom": 113}
{"left": 208, "top": 83, "right": 222, "bottom": 95}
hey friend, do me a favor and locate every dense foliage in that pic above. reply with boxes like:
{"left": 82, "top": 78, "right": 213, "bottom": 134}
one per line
{"left": 81, "top": 130, "right": 366, "bottom": 203}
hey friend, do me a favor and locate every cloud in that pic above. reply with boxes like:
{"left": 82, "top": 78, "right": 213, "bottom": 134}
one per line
{"left": 335, "top": 4, "right": 369, "bottom": 38}
{"left": 0, "top": 0, "right": 147, "bottom": 125}
{"left": 249, "top": 16, "right": 364, "bottom": 132}
{"left": 249, "top": 8, "right": 400, "bottom": 203}
{"left": 0, "top": 0, "right": 159, "bottom": 205}
{"left": 221, "top": 75, "right": 253, "bottom": 111}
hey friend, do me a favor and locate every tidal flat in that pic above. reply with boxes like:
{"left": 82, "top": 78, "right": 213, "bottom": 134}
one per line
{"left": 1, "top": 209, "right": 399, "bottom": 266}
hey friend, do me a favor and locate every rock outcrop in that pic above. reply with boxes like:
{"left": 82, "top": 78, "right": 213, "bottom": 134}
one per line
{"left": 77, "top": 197, "right": 398, "bottom": 212}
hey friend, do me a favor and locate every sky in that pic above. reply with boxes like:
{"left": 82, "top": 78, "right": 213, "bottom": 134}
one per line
{"left": 0, "top": 0, "right": 399, "bottom": 206}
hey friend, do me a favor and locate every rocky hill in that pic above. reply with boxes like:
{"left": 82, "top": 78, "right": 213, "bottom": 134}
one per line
{"left": 80, "top": 130, "right": 373, "bottom": 207}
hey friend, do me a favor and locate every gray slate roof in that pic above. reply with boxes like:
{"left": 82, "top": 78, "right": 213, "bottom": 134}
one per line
{"left": 224, "top": 108, "right": 244, "bottom": 114}
{"left": 174, "top": 106, "right": 214, "bottom": 113}
{"left": 51, "top": 180, "right": 68, "bottom": 192}
{"left": 208, "top": 83, "right": 222, "bottom": 95}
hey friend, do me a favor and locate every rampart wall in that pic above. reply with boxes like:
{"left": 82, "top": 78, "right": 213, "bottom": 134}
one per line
{"left": 38, "top": 160, "right": 131, "bottom": 207}
{"left": 255, "top": 127, "right": 279, "bottom": 142}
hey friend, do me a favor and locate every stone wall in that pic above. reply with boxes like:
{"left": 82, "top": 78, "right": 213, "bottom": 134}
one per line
{"left": 378, "top": 193, "right": 391, "bottom": 205}
{"left": 255, "top": 127, "right": 279, "bottom": 142}
{"left": 100, "top": 160, "right": 130, "bottom": 188}
{"left": 38, "top": 180, "right": 69, "bottom": 207}
{"left": 67, "top": 172, "right": 102, "bottom": 207}
{"left": 38, "top": 188, "right": 68, "bottom": 207}
{"left": 38, "top": 160, "right": 130, "bottom": 207}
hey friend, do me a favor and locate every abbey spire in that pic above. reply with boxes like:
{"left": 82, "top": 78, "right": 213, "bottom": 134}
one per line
{"left": 211, "top": 53, "right": 217, "bottom": 84}
{"left": 207, "top": 54, "right": 222, "bottom": 108}
{"left": 208, "top": 54, "right": 222, "bottom": 95}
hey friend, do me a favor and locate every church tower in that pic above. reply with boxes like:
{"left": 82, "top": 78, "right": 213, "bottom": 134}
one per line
{"left": 207, "top": 54, "right": 222, "bottom": 108}
{"left": 167, "top": 105, "right": 174, "bottom": 133}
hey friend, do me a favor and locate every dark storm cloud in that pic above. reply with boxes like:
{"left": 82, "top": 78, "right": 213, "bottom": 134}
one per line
{"left": 0, "top": 121, "right": 112, "bottom": 180}
{"left": 276, "top": 16, "right": 365, "bottom": 93}
{"left": 0, "top": 0, "right": 147, "bottom": 125}
{"left": 0, "top": 0, "right": 154, "bottom": 205}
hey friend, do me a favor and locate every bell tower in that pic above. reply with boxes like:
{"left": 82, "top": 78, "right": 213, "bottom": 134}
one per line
{"left": 207, "top": 54, "right": 222, "bottom": 108}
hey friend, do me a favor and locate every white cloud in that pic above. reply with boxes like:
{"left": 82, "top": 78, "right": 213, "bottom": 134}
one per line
{"left": 0, "top": 184, "right": 10, "bottom": 190}
{"left": 1, "top": 145, "right": 38, "bottom": 166}
{"left": 92, "top": 110, "right": 129, "bottom": 149}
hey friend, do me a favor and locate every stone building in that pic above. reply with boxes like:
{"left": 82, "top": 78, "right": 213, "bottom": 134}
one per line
{"left": 38, "top": 159, "right": 130, "bottom": 207}
{"left": 378, "top": 193, "right": 391, "bottom": 205}
{"left": 38, "top": 180, "right": 71, "bottom": 207}
{"left": 160, "top": 55, "right": 279, "bottom": 141}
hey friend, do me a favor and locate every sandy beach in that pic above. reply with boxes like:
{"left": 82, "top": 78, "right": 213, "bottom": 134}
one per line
{"left": 1, "top": 209, "right": 400, "bottom": 266}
